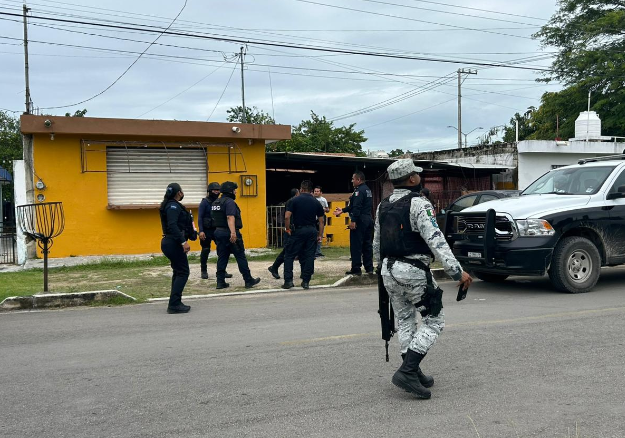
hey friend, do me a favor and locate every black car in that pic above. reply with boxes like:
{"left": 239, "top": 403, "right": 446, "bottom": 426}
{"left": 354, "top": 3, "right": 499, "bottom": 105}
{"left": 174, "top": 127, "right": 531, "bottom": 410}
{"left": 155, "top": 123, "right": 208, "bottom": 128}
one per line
{"left": 437, "top": 190, "right": 520, "bottom": 231}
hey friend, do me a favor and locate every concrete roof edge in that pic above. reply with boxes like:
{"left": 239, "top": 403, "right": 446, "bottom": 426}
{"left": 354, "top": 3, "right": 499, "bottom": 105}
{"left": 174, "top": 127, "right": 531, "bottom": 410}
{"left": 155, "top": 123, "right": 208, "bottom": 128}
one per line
{"left": 20, "top": 115, "right": 291, "bottom": 140}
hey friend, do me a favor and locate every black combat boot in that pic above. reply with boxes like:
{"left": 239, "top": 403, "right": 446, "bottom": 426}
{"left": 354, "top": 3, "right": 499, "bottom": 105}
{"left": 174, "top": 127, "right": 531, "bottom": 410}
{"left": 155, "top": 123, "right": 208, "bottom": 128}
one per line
{"left": 392, "top": 349, "right": 431, "bottom": 399}
{"left": 225, "top": 272, "right": 233, "bottom": 279}
{"left": 282, "top": 281, "right": 294, "bottom": 289}
{"left": 216, "top": 281, "right": 230, "bottom": 289}
{"left": 345, "top": 269, "right": 362, "bottom": 276}
{"left": 268, "top": 266, "right": 280, "bottom": 279}
{"left": 301, "top": 280, "right": 310, "bottom": 289}
{"left": 167, "top": 303, "right": 191, "bottom": 314}
{"left": 201, "top": 270, "right": 209, "bottom": 280}
{"left": 402, "top": 352, "right": 434, "bottom": 388}
{"left": 245, "top": 277, "right": 261, "bottom": 288}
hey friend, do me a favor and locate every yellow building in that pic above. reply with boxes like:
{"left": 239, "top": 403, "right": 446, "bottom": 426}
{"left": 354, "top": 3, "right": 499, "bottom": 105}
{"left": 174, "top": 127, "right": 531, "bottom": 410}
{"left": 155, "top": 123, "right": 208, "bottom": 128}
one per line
{"left": 19, "top": 115, "right": 291, "bottom": 258}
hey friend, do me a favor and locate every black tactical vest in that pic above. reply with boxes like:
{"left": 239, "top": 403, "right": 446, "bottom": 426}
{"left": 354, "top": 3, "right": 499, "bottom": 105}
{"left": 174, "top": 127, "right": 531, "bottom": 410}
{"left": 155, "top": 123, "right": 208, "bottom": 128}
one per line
{"left": 379, "top": 192, "right": 432, "bottom": 259}
{"left": 160, "top": 200, "right": 197, "bottom": 240}
{"left": 211, "top": 197, "right": 243, "bottom": 229}
{"left": 202, "top": 196, "right": 216, "bottom": 230}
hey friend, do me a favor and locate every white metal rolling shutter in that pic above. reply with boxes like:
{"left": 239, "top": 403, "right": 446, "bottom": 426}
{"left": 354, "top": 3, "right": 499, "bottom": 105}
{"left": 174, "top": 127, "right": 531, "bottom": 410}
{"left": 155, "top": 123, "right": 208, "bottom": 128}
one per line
{"left": 106, "top": 148, "right": 206, "bottom": 206}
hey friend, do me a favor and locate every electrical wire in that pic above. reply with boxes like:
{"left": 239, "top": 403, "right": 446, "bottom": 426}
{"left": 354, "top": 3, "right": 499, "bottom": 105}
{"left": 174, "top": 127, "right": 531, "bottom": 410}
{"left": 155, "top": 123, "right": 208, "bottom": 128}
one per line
{"left": 206, "top": 56, "right": 239, "bottom": 122}
{"left": 0, "top": 11, "right": 553, "bottom": 71}
{"left": 293, "top": 0, "right": 534, "bottom": 40}
{"left": 37, "top": 0, "right": 189, "bottom": 110}
{"left": 137, "top": 60, "right": 230, "bottom": 118}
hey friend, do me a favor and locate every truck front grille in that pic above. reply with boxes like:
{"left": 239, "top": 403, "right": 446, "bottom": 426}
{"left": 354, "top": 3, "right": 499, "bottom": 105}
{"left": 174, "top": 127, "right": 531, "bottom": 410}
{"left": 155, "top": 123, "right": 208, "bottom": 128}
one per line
{"left": 456, "top": 214, "right": 515, "bottom": 241}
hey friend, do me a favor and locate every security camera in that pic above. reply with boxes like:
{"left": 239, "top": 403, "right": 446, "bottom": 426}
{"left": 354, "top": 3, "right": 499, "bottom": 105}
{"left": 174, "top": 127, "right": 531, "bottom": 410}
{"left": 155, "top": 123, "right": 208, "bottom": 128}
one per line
{"left": 232, "top": 126, "right": 241, "bottom": 133}
{"left": 44, "top": 119, "right": 52, "bottom": 128}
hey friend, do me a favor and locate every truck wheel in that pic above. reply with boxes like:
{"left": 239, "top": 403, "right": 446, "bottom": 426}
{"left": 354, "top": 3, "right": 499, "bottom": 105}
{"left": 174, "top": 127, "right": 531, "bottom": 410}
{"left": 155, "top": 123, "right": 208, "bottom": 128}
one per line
{"left": 548, "top": 236, "right": 600, "bottom": 293}
{"left": 473, "top": 271, "right": 509, "bottom": 282}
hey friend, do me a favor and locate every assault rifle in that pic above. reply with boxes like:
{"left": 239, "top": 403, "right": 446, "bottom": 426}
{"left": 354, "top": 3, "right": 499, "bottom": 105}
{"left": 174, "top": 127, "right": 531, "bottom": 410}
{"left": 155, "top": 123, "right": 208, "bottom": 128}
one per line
{"left": 377, "top": 267, "right": 396, "bottom": 362}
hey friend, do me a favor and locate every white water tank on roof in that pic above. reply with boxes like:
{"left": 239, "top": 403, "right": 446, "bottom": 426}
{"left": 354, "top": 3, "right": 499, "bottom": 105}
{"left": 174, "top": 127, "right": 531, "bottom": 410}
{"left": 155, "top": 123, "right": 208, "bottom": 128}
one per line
{"left": 575, "top": 111, "right": 601, "bottom": 139}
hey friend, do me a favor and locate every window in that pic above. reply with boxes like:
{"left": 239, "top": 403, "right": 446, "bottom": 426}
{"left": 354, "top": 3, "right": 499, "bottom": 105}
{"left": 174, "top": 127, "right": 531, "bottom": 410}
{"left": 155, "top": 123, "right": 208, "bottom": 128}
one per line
{"left": 477, "top": 194, "right": 498, "bottom": 204}
{"left": 450, "top": 195, "right": 477, "bottom": 212}
{"left": 608, "top": 170, "right": 625, "bottom": 195}
{"left": 106, "top": 148, "right": 207, "bottom": 207}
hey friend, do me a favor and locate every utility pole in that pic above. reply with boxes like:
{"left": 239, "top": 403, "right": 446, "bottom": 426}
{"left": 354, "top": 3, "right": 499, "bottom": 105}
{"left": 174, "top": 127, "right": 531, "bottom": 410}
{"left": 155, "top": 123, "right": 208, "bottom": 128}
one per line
{"left": 240, "top": 46, "right": 247, "bottom": 123}
{"left": 23, "top": 3, "right": 31, "bottom": 114}
{"left": 457, "top": 68, "right": 477, "bottom": 149}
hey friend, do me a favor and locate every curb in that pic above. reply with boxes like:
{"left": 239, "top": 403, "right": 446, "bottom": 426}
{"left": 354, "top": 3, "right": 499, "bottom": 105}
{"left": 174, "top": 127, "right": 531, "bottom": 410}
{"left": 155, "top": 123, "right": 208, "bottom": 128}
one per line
{"left": 0, "top": 290, "right": 136, "bottom": 311}
{"left": 0, "top": 269, "right": 452, "bottom": 311}
{"left": 147, "top": 268, "right": 451, "bottom": 302}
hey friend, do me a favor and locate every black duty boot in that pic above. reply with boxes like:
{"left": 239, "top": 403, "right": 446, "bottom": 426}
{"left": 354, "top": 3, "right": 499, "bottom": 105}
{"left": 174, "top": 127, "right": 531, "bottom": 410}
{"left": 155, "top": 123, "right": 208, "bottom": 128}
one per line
{"left": 301, "top": 280, "right": 310, "bottom": 289}
{"left": 245, "top": 277, "right": 261, "bottom": 288}
{"left": 392, "top": 350, "right": 431, "bottom": 399}
{"left": 167, "top": 304, "right": 191, "bottom": 314}
{"left": 216, "top": 281, "right": 230, "bottom": 290}
{"left": 225, "top": 272, "right": 233, "bottom": 279}
{"left": 268, "top": 266, "right": 280, "bottom": 279}
{"left": 402, "top": 353, "right": 434, "bottom": 388}
{"left": 201, "top": 270, "right": 209, "bottom": 280}
{"left": 282, "top": 281, "right": 294, "bottom": 289}
{"left": 345, "top": 269, "right": 362, "bottom": 276}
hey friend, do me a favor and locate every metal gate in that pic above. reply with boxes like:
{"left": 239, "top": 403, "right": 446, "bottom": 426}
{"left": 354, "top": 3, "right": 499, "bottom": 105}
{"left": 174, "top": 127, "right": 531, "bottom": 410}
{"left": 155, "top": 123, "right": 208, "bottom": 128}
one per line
{"left": 267, "top": 205, "right": 286, "bottom": 248}
{"left": 0, "top": 224, "right": 17, "bottom": 264}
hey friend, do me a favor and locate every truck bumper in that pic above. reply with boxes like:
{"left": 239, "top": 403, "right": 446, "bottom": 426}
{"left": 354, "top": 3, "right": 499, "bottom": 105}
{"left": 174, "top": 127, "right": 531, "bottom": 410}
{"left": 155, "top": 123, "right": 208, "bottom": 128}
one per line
{"left": 453, "top": 237, "right": 556, "bottom": 276}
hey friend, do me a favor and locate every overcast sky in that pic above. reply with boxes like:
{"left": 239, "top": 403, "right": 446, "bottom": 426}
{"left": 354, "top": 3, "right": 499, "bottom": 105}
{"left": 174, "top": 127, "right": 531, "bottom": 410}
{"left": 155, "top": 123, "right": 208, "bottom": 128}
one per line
{"left": 0, "top": 0, "right": 560, "bottom": 152}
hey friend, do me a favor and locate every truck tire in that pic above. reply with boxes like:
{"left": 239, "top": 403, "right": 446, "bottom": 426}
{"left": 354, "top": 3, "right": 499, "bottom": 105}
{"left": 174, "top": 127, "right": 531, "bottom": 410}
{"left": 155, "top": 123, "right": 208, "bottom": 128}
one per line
{"left": 548, "top": 236, "right": 600, "bottom": 293}
{"left": 473, "top": 271, "right": 509, "bottom": 282}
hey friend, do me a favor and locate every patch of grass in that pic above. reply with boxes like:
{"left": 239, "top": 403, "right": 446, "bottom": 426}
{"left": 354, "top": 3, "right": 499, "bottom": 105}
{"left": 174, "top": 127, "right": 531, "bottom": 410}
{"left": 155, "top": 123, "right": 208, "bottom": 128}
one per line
{"left": 0, "top": 246, "right": 354, "bottom": 303}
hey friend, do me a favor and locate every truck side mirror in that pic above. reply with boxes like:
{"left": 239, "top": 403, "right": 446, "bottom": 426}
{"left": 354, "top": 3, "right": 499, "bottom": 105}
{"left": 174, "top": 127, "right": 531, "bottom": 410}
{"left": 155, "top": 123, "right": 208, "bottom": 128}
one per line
{"left": 607, "top": 191, "right": 625, "bottom": 200}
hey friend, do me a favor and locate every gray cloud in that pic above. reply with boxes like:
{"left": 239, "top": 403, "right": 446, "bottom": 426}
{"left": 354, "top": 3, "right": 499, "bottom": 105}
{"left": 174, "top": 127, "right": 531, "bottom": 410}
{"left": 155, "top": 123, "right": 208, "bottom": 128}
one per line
{"left": 0, "top": 0, "right": 559, "bottom": 151}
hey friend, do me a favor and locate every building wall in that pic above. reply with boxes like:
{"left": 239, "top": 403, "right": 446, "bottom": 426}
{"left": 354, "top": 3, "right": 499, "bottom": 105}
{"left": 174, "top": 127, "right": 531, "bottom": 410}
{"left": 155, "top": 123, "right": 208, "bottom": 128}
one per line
{"left": 31, "top": 134, "right": 268, "bottom": 258}
{"left": 517, "top": 140, "right": 624, "bottom": 189}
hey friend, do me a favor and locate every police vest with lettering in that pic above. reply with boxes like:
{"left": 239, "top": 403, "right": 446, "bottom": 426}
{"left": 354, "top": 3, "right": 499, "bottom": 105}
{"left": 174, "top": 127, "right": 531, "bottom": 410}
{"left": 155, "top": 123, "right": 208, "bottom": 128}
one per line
{"left": 210, "top": 197, "right": 243, "bottom": 229}
{"left": 379, "top": 192, "right": 432, "bottom": 259}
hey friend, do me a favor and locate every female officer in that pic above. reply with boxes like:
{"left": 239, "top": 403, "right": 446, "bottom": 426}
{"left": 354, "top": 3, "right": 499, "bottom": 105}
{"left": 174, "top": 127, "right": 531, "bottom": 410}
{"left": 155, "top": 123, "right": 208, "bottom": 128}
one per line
{"left": 159, "top": 182, "right": 197, "bottom": 314}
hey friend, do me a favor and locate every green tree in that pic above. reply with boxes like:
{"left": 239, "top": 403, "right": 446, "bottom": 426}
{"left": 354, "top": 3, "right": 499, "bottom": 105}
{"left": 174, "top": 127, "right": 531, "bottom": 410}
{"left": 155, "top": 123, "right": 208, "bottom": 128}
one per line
{"left": 65, "top": 109, "right": 87, "bottom": 117}
{"left": 226, "top": 106, "right": 275, "bottom": 124}
{"left": 388, "top": 149, "right": 405, "bottom": 157}
{"left": 270, "top": 111, "right": 367, "bottom": 155}
{"left": 534, "top": 0, "right": 625, "bottom": 136}
{"left": 0, "top": 111, "right": 22, "bottom": 203}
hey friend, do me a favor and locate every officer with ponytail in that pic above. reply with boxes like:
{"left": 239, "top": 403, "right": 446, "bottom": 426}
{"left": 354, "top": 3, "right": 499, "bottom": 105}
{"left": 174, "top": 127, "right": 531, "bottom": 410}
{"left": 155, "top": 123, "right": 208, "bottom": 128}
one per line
{"left": 159, "top": 182, "right": 197, "bottom": 314}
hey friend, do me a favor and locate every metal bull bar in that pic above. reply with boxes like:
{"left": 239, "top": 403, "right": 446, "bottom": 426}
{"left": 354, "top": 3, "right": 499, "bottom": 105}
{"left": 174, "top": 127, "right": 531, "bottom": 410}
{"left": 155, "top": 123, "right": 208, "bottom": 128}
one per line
{"left": 445, "top": 208, "right": 498, "bottom": 267}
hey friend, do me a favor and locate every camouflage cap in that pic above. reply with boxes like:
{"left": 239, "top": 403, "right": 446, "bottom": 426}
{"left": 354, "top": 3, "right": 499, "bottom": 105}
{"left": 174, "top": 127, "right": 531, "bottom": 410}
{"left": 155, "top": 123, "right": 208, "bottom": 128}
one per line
{"left": 387, "top": 158, "right": 423, "bottom": 181}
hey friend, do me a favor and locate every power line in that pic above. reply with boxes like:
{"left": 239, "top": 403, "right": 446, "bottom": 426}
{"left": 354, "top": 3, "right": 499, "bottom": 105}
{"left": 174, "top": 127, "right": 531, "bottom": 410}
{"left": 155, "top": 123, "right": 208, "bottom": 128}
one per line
{"left": 399, "top": 0, "right": 547, "bottom": 21}
{"left": 0, "top": 11, "right": 553, "bottom": 71}
{"left": 36, "top": 0, "right": 189, "bottom": 110}
{"left": 352, "top": 0, "right": 540, "bottom": 26}
{"left": 207, "top": 55, "right": 239, "bottom": 121}
{"left": 137, "top": 60, "right": 230, "bottom": 118}
{"left": 293, "top": 0, "right": 534, "bottom": 40}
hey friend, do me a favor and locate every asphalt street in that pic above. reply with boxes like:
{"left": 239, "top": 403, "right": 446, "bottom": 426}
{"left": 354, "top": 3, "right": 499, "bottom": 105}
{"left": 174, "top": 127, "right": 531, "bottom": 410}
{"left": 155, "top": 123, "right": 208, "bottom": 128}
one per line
{"left": 2, "top": 268, "right": 625, "bottom": 438}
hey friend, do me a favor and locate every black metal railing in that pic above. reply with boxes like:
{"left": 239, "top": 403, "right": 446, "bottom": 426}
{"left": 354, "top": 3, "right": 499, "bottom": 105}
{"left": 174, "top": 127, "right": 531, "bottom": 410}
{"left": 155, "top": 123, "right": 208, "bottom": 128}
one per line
{"left": 0, "top": 231, "right": 17, "bottom": 264}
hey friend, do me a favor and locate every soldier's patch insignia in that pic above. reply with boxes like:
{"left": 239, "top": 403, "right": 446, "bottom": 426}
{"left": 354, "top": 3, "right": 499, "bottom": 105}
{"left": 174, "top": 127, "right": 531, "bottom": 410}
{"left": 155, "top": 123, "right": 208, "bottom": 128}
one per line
{"left": 430, "top": 218, "right": 439, "bottom": 228}
{"left": 355, "top": 191, "right": 359, "bottom": 196}
{"left": 426, "top": 208, "right": 434, "bottom": 217}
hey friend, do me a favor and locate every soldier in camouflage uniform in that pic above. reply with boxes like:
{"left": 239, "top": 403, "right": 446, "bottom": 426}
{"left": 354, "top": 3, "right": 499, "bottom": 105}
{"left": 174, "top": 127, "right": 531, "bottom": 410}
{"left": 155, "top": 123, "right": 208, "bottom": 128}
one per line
{"left": 373, "top": 158, "right": 472, "bottom": 399}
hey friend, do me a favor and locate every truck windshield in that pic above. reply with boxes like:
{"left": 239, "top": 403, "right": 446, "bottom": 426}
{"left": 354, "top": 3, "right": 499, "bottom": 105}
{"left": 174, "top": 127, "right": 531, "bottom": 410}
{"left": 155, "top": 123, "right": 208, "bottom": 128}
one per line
{"left": 522, "top": 166, "right": 616, "bottom": 195}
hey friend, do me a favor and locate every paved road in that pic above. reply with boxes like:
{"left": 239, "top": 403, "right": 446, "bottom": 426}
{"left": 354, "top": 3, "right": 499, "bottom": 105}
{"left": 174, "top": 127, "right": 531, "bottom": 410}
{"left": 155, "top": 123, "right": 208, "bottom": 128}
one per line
{"left": 2, "top": 269, "right": 625, "bottom": 438}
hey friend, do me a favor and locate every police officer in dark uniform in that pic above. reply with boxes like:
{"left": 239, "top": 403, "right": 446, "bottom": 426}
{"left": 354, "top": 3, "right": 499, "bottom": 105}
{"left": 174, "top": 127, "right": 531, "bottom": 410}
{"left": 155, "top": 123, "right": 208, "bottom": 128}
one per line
{"left": 334, "top": 170, "right": 374, "bottom": 275}
{"left": 198, "top": 182, "right": 232, "bottom": 280}
{"left": 268, "top": 188, "right": 299, "bottom": 279}
{"left": 159, "top": 182, "right": 197, "bottom": 314}
{"left": 211, "top": 181, "right": 261, "bottom": 289}
{"left": 282, "top": 180, "right": 325, "bottom": 289}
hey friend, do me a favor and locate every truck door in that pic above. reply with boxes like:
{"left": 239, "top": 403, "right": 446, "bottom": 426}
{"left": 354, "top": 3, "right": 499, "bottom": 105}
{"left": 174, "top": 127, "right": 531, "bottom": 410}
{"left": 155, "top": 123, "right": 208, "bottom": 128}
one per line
{"left": 606, "top": 169, "right": 625, "bottom": 263}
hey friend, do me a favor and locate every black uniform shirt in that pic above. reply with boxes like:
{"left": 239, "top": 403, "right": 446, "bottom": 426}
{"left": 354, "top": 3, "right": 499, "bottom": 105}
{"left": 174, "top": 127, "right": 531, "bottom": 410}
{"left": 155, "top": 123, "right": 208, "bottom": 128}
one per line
{"left": 343, "top": 183, "right": 373, "bottom": 224}
{"left": 162, "top": 200, "right": 189, "bottom": 244}
{"left": 288, "top": 193, "right": 324, "bottom": 227}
